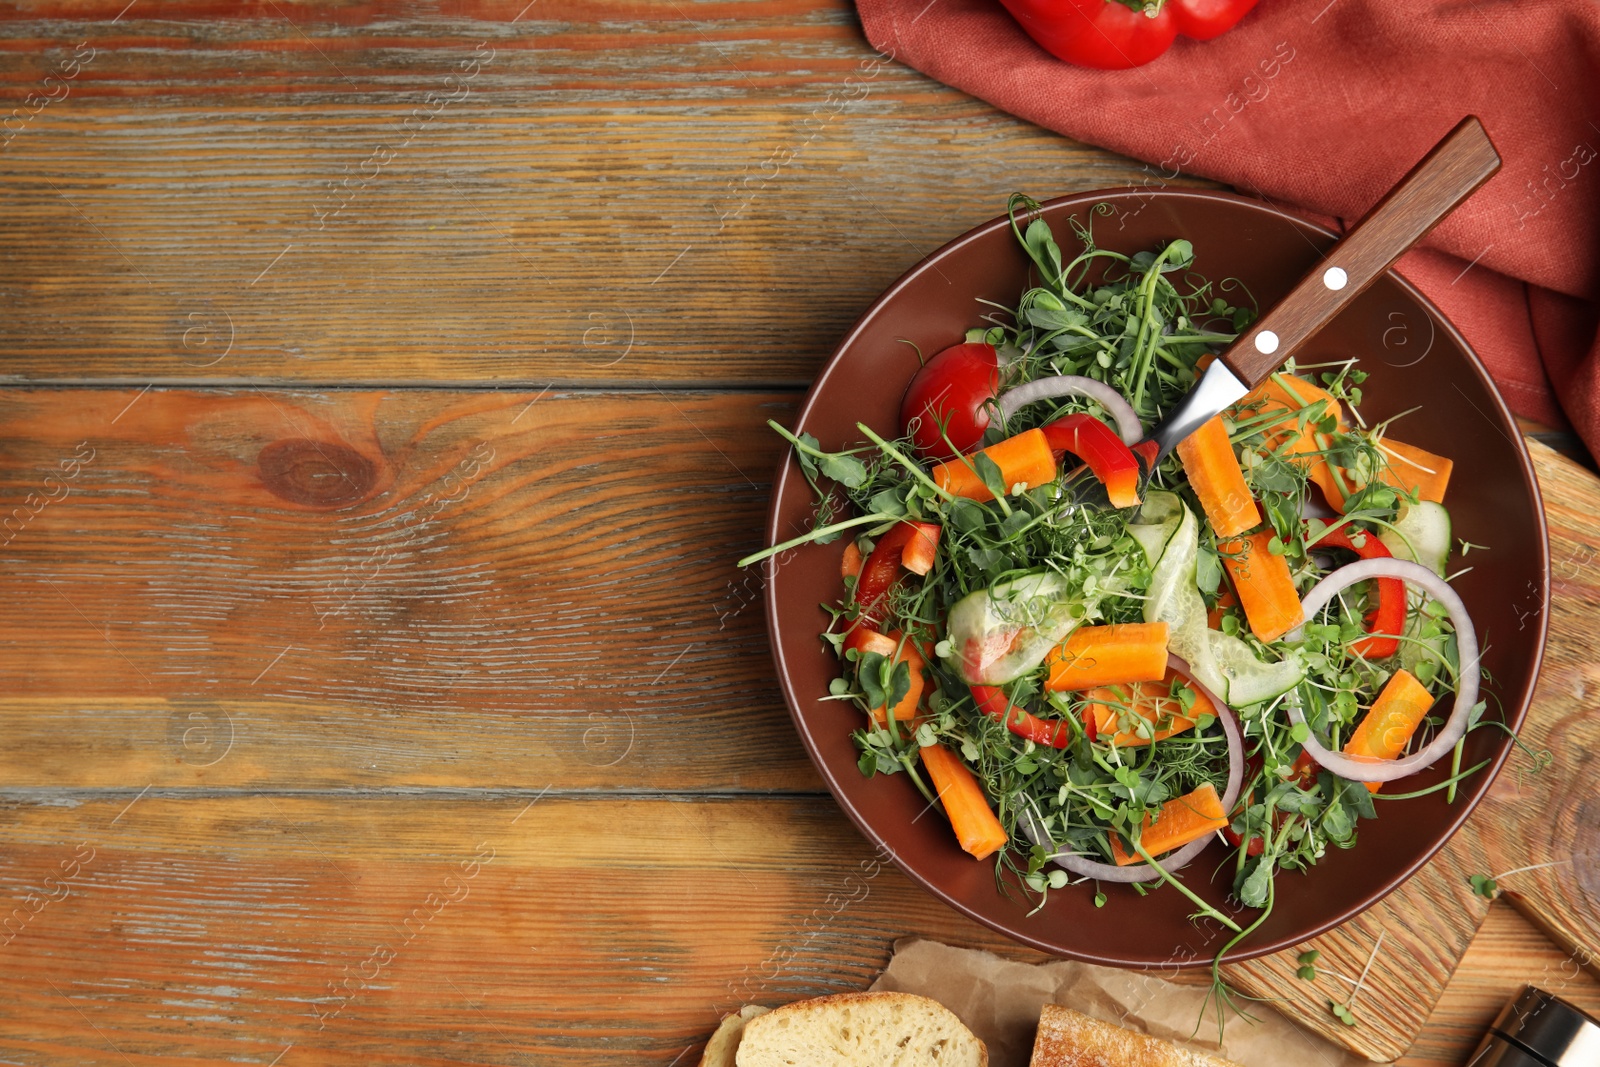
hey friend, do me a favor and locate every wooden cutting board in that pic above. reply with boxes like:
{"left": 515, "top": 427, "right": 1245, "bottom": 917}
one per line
{"left": 1221, "top": 439, "right": 1600, "bottom": 1061}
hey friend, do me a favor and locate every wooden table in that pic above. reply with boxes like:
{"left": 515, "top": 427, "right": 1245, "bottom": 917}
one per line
{"left": 0, "top": 3, "right": 1593, "bottom": 1063}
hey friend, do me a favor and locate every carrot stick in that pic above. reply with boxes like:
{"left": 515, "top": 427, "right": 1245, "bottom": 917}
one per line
{"left": 1247, "top": 372, "right": 1346, "bottom": 438}
{"left": 1346, "top": 668, "right": 1435, "bottom": 793}
{"left": 1044, "top": 622, "right": 1170, "bottom": 691}
{"left": 1245, "top": 374, "right": 1452, "bottom": 510}
{"left": 1083, "top": 667, "right": 1213, "bottom": 747}
{"left": 1206, "top": 588, "right": 1239, "bottom": 630}
{"left": 1308, "top": 460, "right": 1351, "bottom": 512}
{"left": 899, "top": 522, "right": 941, "bottom": 576}
{"left": 931, "top": 428, "right": 1057, "bottom": 504}
{"left": 840, "top": 541, "right": 863, "bottom": 581}
{"left": 1310, "top": 438, "right": 1453, "bottom": 512}
{"left": 920, "top": 743, "right": 1008, "bottom": 861}
{"left": 1376, "top": 438, "right": 1452, "bottom": 504}
{"left": 1218, "top": 531, "right": 1303, "bottom": 643}
{"left": 1176, "top": 415, "right": 1260, "bottom": 538}
{"left": 1243, "top": 373, "right": 1352, "bottom": 511}
{"left": 845, "top": 628, "right": 926, "bottom": 732}
{"left": 1110, "top": 782, "right": 1229, "bottom": 865}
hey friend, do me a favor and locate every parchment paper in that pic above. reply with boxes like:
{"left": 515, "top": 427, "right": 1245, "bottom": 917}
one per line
{"left": 868, "top": 938, "right": 1378, "bottom": 1067}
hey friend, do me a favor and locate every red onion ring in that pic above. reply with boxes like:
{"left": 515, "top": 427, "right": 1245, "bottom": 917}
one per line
{"left": 996, "top": 376, "right": 1142, "bottom": 445}
{"left": 1019, "top": 654, "right": 1244, "bottom": 884}
{"left": 1284, "top": 558, "right": 1479, "bottom": 784}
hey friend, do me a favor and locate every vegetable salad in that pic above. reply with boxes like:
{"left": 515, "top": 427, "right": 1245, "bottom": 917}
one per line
{"left": 744, "top": 195, "right": 1500, "bottom": 975}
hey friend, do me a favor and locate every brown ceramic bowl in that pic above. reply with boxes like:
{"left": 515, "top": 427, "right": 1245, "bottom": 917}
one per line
{"left": 763, "top": 189, "right": 1549, "bottom": 966}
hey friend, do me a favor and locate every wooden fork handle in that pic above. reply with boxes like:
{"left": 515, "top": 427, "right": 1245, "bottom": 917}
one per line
{"left": 1219, "top": 115, "right": 1502, "bottom": 390}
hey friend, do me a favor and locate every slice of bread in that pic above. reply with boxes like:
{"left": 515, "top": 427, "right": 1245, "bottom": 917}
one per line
{"left": 1029, "top": 1005, "right": 1245, "bottom": 1067}
{"left": 701, "top": 1005, "right": 771, "bottom": 1067}
{"left": 733, "top": 991, "right": 987, "bottom": 1066}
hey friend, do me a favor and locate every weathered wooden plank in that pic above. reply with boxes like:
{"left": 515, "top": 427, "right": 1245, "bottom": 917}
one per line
{"left": 0, "top": 793, "right": 1050, "bottom": 1065}
{"left": 0, "top": 386, "right": 825, "bottom": 791}
{"left": 0, "top": 792, "right": 1567, "bottom": 1067}
{"left": 0, "top": 0, "right": 1203, "bottom": 385}
{"left": 1466, "top": 439, "right": 1600, "bottom": 987}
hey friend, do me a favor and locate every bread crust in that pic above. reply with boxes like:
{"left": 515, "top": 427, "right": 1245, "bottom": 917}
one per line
{"left": 1029, "top": 1005, "right": 1246, "bottom": 1067}
{"left": 699, "top": 1005, "right": 770, "bottom": 1067}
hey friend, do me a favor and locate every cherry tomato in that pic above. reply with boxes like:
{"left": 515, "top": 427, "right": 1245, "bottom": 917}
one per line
{"left": 1223, "top": 825, "right": 1266, "bottom": 857}
{"left": 899, "top": 342, "right": 1000, "bottom": 461}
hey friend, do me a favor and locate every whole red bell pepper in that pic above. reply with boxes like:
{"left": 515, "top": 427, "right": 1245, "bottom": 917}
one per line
{"left": 972, "top": 684, "right": 1074, "bottom": 748}
{"left": 1040, "top": 413, "right": 1143, "bottom": 508}
{"left": 998, "top": 0, "right": 1259, "bottom": 70}
{"left": 1310, "top": 525, "right": 1405, "bottom": 660}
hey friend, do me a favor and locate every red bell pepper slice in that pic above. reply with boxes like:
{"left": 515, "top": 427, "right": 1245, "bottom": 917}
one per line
{"left": 972, "top": 684, "right": 1073, "bottom": 749}
{"left": 851, "top": 521, "right": 941, "bottom": 628}
{"left": 1223, "top": 767, "right": 1267, "bottom": 855}
{"left": 1310, "top": 525, "right": 1405, "bottom": 660}
{"left": 1040, "top": 413, "right": 1143, "bottom": 509}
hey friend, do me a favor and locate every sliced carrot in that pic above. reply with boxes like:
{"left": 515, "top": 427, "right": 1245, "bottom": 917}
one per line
{"left": 1376, "top": 438, "right": 1452, "bottom": 504}
{"left": 843, "top": 628, "right": 926, "bottom": 732}
{"left": 931, "top": 428, "right": 1058, "bottom": 504}
{"left": 1109, "top": 782, "right": 1229, "bottom": 865}
{"left": 1309, "top": 436, "right": 1452, "bottom": 513}
{"left": 1206, "top": 588, "right": 1239, "bottom": 630}
{"left": 1345, "top": 668, "right": 1435, "bottom": 793}
{"left": 1308, "top": 460, "right": 1352, "bottom": 512}
{"left": 843, "top": 626, "right": 899, "bottom": 659}
{"left": 1244, "top": 376, "right": 1452, "bottom": 510}
{"left": 841, "top": 541, "right": 863, "bottom": 582}
{"left": 1176, "top": 416, "right": 1260, "bottom": 538}
{"left": 1241, "top": 373, "right": 1353, "bottom": 510}
{"left": 900, "top": 522, "right": 941, "bottom": 576}
{"left": 876, "top": 664, "right": 925, "bottom": 732}
{"left": 1218, "top": 531, "right": 1303, "bottom": 643}
{"left": 1044, "top": 622, "right": 1170, "bottom": 692}
{"left": 920, "top": 742, "right": 1009, "bottom": 861}
{"left": 1082, "top": 667, "right": 1212, "bottom": 747}
{"left": 1246, "top": 372, "right": 1346, "bottom": 439}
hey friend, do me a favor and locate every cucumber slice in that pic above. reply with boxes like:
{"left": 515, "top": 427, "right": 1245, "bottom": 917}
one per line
{"left": 1129, "top": 491, "right": 1184, "bottom": 569}
{"left": 1379, "top": 501, "right": 1452, "bottom": 578}
{"left": 1211, "top": 634, "right": 1305, "bottom": 707}
{"left": 944, "top": 572, "right": 1088, "bottom": 685}
{"left": 1134, "top": 491, "right": 1304, "bottom": 706}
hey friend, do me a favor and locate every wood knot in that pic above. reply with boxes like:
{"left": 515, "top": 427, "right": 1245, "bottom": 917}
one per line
{"left": 257, "top": 439, "right": 377, "bottom": 508}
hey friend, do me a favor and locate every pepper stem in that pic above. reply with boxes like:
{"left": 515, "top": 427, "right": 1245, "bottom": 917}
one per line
{"left": 1107, "top": 0, "right": 1168, "bottom": 14}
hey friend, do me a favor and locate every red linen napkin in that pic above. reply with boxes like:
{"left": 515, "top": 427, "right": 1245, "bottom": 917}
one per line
{"left": 855, "top": 0, "right": 1600, "bottom": 452}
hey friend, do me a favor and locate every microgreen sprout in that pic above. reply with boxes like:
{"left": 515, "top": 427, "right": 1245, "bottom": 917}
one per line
{"left": 1327, "top": 929, "right": 1385, "bottom": 1028}
{"left": 1467, "top": 859, "right": 1571, "bottom": 901}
